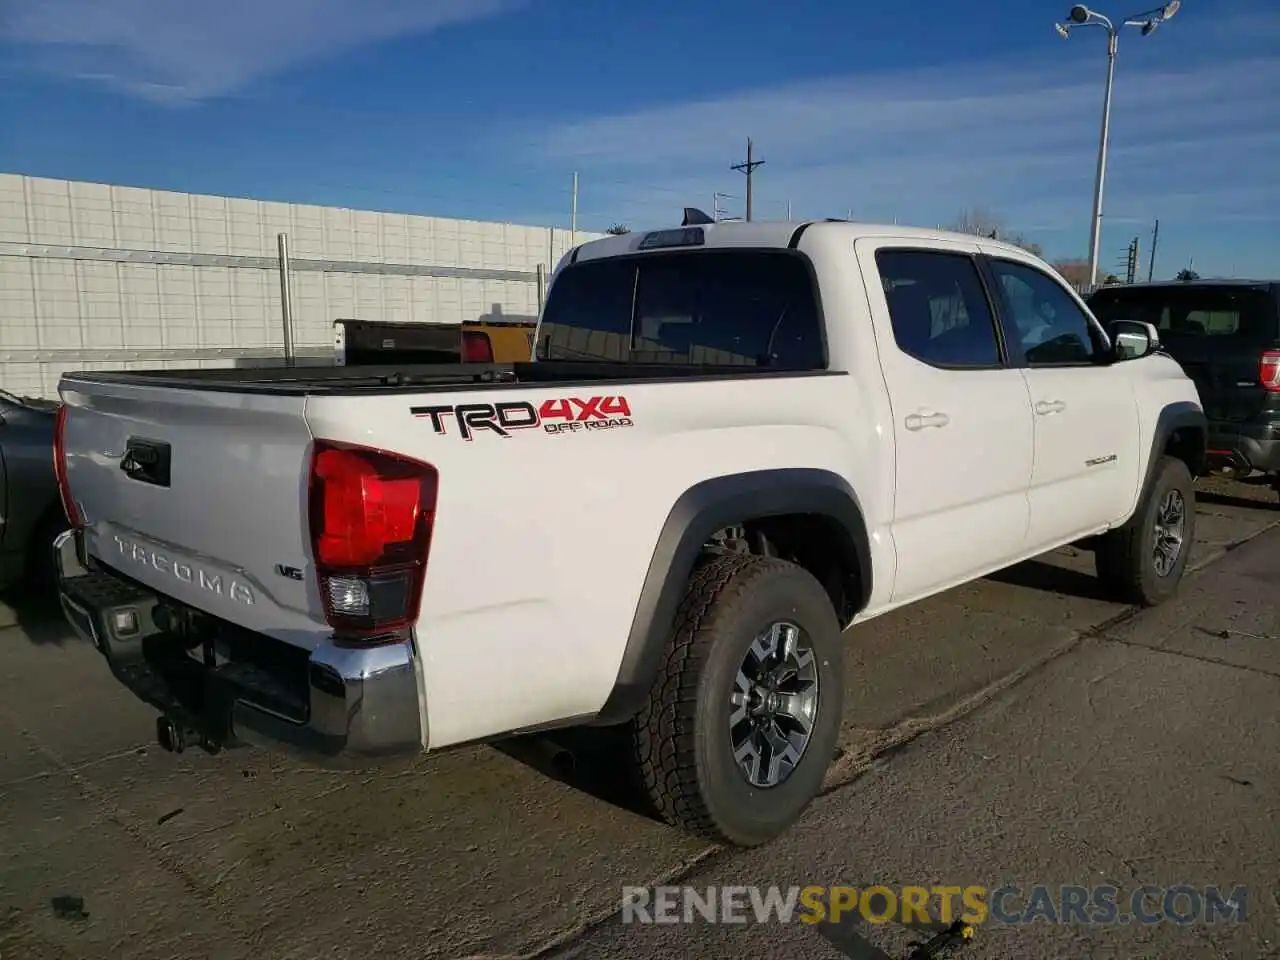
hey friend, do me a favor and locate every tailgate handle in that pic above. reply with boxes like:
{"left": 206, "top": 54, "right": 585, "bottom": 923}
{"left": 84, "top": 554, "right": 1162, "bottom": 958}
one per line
{"left": 121, "top": 437, "right": 172, "bottom": 488}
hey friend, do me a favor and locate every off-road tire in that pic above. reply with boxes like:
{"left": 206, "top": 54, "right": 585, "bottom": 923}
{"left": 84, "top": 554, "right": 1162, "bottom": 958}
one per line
{"left": 630, "top": 553, "right": 844, "bottom": 848}
{"left": 1095, "top": 455, "right": 1195, "bottom": 606}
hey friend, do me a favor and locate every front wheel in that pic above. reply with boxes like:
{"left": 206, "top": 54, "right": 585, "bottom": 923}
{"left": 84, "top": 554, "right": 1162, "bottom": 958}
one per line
{"left": 630, "top": 553, "right": 844, "bottom": 848}
{"left": 1095, "top": 455, "right": 1196, "bottom": 606}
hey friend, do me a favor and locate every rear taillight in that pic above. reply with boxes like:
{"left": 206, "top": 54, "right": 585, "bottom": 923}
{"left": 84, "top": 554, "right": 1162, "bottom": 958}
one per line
{"left": 462, "top": 330, "right": 494, "bottom": 363}
{"left": 52, "top": 404, "right": 81, "bottom": 528}
{"left": 307, "top": 440, "right": 438, "bottom": 639}
{"left": 1261, "top": 351, "right": 1280, "bottom": 393}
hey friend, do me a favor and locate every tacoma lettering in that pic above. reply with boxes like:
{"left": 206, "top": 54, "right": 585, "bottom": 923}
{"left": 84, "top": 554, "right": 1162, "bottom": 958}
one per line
{"left": 113, "top": 535, "right": 254, "bottom": 605}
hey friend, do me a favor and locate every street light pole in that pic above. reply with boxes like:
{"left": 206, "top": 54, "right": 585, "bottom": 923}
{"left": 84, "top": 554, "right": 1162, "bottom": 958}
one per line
{"left": 1055, "top": 2, "right": 1181, "bottom": 289}
{"left": 1087, "top": 30, "right": 1118, "bottom": 292}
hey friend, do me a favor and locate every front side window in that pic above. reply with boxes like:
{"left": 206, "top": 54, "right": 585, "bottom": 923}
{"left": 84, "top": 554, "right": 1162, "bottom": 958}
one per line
{"left": 989, "top": 259, "right": 1105, "bottom": 366}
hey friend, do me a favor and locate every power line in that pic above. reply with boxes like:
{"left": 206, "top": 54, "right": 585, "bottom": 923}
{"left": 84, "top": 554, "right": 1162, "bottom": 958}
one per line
{"left": 730, "top": 138, "right": 765, "bottom": 222}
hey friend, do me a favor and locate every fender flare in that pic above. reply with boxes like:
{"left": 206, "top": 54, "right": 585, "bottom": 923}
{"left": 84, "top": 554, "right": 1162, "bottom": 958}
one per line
{"left": 1137, "top": 400, "right": 1206, "bottom": 509}
{"left": 591, "top": 468, "right": 872, "bottom": 726}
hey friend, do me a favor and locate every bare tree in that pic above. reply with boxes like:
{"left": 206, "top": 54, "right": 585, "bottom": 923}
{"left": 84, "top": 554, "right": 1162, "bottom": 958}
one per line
{"left": 606, "top": 224, "right": 631, "bottom": 235}
{"left": 948, "top": 208, "right": 1044, "bottom": 258}
{"left": 948, "top": 207, "right": 1004, "bottom": 238}
{"left": 1052, "top": 258, "right": 1091, "bottom": 289}
{"left": 1175, "top": 268, "right": 1200, "bottom": 282}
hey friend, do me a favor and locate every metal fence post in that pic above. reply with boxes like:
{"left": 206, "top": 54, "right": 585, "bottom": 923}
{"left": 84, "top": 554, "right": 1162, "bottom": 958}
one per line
{"left": 277, "top": 232, "right": 296, "bottom": 366}
{"left": 536, "top": 263, "right": 546, "bottom": 316}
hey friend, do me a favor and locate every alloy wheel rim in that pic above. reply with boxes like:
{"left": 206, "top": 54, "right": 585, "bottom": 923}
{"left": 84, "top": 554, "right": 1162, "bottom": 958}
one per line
{"left": 1152, "top": 488, "right": 1186, "bottom": 577}
{"left": 728, "top": 621, "right": 820, "bottom": 788}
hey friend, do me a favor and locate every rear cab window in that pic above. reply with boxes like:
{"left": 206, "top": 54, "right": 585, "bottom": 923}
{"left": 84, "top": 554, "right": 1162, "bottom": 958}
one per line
{"left": 535, "top": 250, "right": 826, "bottom": 368}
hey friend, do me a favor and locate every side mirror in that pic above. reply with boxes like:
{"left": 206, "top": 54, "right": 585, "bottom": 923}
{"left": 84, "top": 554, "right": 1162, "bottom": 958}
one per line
{"left": 1109, "top": 319, "right": 1160, "bottom": 361}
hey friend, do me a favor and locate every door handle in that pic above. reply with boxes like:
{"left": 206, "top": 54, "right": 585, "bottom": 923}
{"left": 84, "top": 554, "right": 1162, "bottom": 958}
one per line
{"left": 905, "top": 411, "right": 950, "bottom": 431}
{"left": 1034, "top": 400, "right": 1066, "bottom": 415}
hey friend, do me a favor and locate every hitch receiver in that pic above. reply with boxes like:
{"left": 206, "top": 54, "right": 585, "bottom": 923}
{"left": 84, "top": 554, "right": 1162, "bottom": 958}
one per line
{"left": 155, "top": 714, "right": 223, "bottom": 756}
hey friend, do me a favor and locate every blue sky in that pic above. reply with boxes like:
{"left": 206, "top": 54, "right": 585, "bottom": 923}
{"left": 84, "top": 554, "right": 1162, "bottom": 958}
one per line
{"left": 1, "top": 0, "right": 1277, "bottom": 278}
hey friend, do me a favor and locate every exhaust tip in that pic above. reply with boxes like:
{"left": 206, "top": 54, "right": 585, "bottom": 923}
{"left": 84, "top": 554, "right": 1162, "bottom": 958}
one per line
{"left": 1208, "top": 450, "right": 1252, "bottom": 480}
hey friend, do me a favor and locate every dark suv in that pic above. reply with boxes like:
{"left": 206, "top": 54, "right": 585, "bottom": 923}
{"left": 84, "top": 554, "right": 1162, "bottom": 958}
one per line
{"left": 1087, "top": 280, "right": 1280, "bottom": 496}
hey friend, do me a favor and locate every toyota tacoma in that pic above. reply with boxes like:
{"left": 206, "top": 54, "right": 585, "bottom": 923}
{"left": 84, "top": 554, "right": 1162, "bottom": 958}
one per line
{"left": 51, "top": 216, "right": 1205, "bottom": 847}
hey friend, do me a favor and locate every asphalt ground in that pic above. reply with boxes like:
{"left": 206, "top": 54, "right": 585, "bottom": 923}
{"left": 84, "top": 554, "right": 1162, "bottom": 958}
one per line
{"left": 1, "top": 476, "right": 1276, "bottom": 960}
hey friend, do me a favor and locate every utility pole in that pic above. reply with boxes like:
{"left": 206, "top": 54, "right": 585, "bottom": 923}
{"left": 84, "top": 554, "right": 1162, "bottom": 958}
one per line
{"left": 1125, "top": 236, "right": 1140, "bottom": 284}
{"left": 730, "top": 138, "right": 765, "bottom": 221}
{"left": 1147, "top": 218, "right": 1159, "bottom": 281}
{"left": 570, "top": 172, "right": 578, "bottom": 245}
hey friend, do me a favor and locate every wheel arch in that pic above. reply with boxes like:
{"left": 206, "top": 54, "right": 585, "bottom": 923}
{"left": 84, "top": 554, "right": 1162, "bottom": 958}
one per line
{"left": 1141, "top": 401, "right": 1207, "bottom": 505}
{"left": 592, "top": 468, "right": 871, "bottom": 726}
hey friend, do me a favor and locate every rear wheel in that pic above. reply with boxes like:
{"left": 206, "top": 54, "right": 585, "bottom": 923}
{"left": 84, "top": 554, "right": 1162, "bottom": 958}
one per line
{"left": 1095, "top": 455, "right": 1195, "bottom": 606}
{"left": 630, "top": 553, "right": 844, "bottom": 848}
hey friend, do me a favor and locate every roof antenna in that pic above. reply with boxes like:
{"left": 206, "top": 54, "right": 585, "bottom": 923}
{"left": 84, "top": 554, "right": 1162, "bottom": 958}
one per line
{"left": 682, "top": 207, "right": 714, "bottom": 226}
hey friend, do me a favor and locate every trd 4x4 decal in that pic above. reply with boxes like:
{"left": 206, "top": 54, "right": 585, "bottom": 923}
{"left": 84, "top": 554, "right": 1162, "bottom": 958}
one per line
{"left": 411, "top": 395, "right": 633, "bottom": 441}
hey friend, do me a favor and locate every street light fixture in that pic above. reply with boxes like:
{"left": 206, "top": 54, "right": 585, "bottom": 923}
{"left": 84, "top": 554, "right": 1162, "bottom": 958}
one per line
{"left": 1055, "top": 1, "right": 1182, "bottom": 288}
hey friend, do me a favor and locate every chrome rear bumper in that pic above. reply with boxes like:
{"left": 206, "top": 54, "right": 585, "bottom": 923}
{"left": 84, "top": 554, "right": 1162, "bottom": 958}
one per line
{"left": 53, "top": 529, "right": 425, "bottom": 768}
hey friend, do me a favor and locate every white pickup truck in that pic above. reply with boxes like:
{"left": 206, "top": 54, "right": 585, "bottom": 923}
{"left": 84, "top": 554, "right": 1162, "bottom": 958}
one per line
{"left": 52, "top": 217, "right": 1205, "bottom": 848}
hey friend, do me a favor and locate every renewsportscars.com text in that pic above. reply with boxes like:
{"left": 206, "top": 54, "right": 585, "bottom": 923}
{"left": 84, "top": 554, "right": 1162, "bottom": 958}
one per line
{"left": 621, "top": 884, "right": 1248, "bottom": 926}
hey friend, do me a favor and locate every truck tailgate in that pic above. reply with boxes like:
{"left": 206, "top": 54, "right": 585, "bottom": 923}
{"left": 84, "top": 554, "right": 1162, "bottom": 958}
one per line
{"left": 58, "top": 376, "right": 327, "bottom": 648}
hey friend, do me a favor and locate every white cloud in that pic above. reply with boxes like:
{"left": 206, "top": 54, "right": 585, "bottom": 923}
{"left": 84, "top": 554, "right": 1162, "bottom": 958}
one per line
{"left": 509, "top": 16, "right": 1280, "bottom": 262}
{"left": 1, "top": 0, "right": 518, "bottom": 103}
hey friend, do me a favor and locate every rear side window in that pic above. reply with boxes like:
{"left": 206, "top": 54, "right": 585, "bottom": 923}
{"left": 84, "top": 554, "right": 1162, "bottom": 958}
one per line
{"left": 1088, "top": 286, "right": 1279, "bottom": 344}
{"left": 874, "top": 249, "right": 1002, "bottom": 368}
{"left": 536, "top": 251, "right": 825, "bottom": 368}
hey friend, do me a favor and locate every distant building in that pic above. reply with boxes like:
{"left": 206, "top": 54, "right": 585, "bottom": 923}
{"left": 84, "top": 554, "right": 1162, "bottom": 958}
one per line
{"left": 0, "top": 173, "right": 600, "bottom": 397}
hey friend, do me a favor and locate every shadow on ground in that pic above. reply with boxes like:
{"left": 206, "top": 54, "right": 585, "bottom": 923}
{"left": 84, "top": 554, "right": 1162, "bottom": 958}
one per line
{"left": 0, "top": 582, "right": 76, "bottom": 645}
{"left": 984, "top": 556, "right": 1114, "bottom": 602}
{"left": 1197, "top": 489, "right": 1280, "bottom": 512}
{"left": 493, "top": 725, "right": 661, "bottom": 823}
{"left": 2, "top": 574, "right": 669, "bottom": 822}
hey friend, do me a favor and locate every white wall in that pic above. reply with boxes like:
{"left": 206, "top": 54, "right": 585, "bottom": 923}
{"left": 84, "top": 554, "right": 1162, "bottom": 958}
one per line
{"left": 0, "top": 173, "right": 603, "bottom": 398}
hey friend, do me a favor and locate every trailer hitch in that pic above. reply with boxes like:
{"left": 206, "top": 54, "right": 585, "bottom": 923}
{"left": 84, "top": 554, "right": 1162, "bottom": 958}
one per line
{"left": 155, "top": 714, "right": 223, "bottom": 756}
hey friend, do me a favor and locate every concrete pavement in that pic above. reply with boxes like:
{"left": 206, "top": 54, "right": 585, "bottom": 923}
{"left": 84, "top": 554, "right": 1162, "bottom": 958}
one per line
{"left": 551, "top": 518, "right": 1280, "bottom": 959}
{"left": 0, "top": 478, "right": 1276, "bottom": 960}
